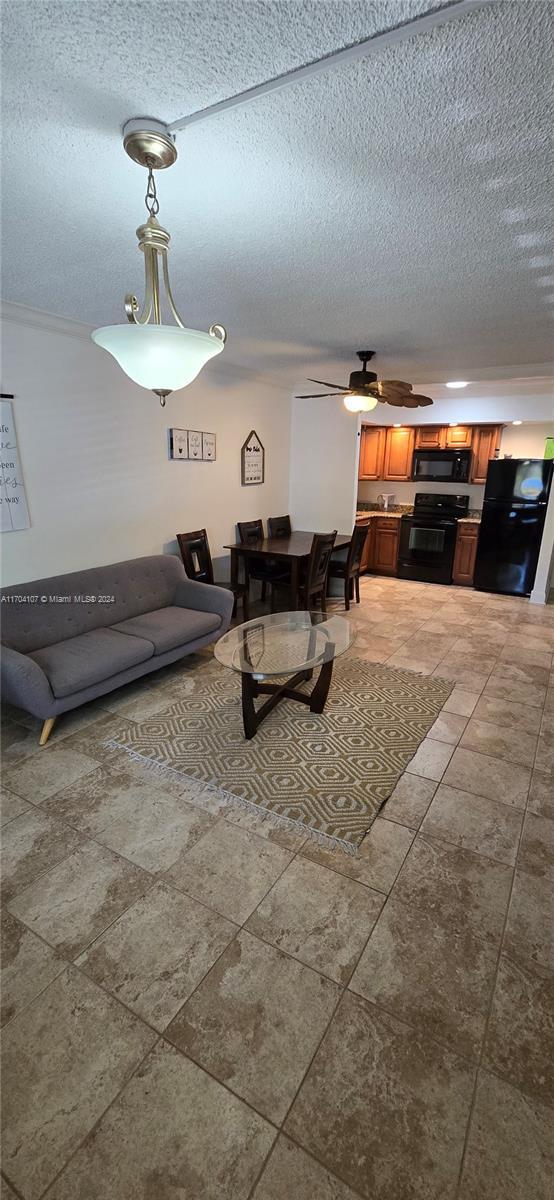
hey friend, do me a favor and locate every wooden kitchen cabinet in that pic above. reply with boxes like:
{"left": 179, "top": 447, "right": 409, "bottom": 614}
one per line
{"left": 414, "top": 426, "right": 445, "bottom": 450}
{"left": 358, "top": 425, "right": 386, "bottom": 480}
{"left": 382, "top": 427, "right": 415, "bottom": 481}
{"left": 357, "top": 519, "right": 373, "bottom": 573}
{"left": 371, "top": 518, "right": 400, "bottom": 575}
{"left": 445, "top": 425, "right": 472, "bottom": 449}
{"left": 470, "top": 426, "right": 502, "bottom": 484}
{"left": 414, "top": 424, "right": 472, "bottom": 449}
{"left": 452, "top": 521, "right": 480, "bottom": 585}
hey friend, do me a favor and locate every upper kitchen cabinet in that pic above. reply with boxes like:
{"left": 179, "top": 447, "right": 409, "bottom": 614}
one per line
{"left": 415, "top": 424, "right": 472, "bottom": 449}
{"left": 414, "top": 426, "right": 445, "bottom": 449}
{"left": 445, "top": 424, "right": 472, "bottom": 449}
{"left": 382, "top": 427, "right": 415, "bottom": 480}
{"left": 470, "top": 425, "right": 502, "bottom": 484}
{"left": 358, "top": 425, "right": 386, "bottom": 480}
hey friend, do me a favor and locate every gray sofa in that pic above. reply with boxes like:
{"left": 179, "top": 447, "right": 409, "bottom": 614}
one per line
{"left": 1, "top": 554, "right": 233, "bottom": 744}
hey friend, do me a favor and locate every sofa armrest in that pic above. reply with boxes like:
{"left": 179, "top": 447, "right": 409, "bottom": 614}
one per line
{"left": 1, "top": 644, "right": 56, "bottom": 719}
{"left": 174, "top": 578, "right": 234, "bottom": 628}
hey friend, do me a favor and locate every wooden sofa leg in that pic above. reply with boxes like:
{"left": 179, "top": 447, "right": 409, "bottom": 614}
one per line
{"left": 39, "top": 718, "right": 56, "bottom": 747}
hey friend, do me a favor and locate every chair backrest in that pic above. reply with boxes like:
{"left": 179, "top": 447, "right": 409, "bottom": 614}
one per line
{"left": 237, "top": 519, "right": 264, "bottom": 545}
{"left": 267, "top": 515, "right": 291, "bottom": 539}
{"left": 347, "top": 524, "right": 369, "bottom": 574}
{"left": 305, "top": 531, "right": 337, "bottom": 598}
{"left": 177, "top": 529, "right": 214, "bottom": 584}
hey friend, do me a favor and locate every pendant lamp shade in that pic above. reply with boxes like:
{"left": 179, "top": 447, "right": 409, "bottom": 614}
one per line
{"left": 91, "top": 324, "right": 225, "bottom": 392}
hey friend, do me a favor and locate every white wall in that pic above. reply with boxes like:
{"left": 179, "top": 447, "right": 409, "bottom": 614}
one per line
{"left": 0, "top": 305, "right": 291, "bottom": 585}
{"left": 363, "top": 392, "right": 554, "bottom": 426}
{"left": 531, "top": 483, "right": 554, "bottom": 605}
{"left": 288, "top": 395, "right": 358, "bottom": 534}
{"left": 499, "top": 423, "right": 554, "bottom": 459}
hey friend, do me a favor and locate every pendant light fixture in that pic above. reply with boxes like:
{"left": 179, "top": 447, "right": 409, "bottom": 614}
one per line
{"left": 92, "top": 119, "right": 226, "bottom": 405}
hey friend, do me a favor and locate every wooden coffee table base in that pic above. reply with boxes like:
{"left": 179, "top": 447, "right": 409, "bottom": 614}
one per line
{"left": 241, "top": 658, "right": 334, "bottom": 740}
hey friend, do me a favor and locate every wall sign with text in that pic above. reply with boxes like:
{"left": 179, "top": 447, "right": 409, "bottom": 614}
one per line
{"left": 241, "top": 430, "right": 265, "bottom": 485}
{"left": 169, "top": 428, "right": 216, "bottom": 462}
{"left": 1, "top": 395, "right": 31, "bottom": 532}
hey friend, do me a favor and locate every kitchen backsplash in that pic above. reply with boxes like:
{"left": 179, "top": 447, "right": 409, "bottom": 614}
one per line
{"left": 357, "top": 479, "right": 486, "bottom": 510}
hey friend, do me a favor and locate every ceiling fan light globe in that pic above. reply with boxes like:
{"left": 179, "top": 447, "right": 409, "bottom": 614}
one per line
{"left": 91, "top": 324, "right": 224, "bottom": 393}
{"left": 343, "top": 393, "right": 378, "bottom": 413}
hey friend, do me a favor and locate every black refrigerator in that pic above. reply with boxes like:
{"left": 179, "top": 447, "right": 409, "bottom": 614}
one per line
{"left": 474, "top": 458, "right": 553, "bottom": 597}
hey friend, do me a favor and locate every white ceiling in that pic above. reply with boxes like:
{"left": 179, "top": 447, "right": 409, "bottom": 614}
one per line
{"left": 2, "top": 0, "right": 554, "bottom": 389}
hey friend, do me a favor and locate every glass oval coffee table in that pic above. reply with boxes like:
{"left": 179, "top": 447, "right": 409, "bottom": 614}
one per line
{"left": 214, "top": 611, "right": 354, "bottom": 739}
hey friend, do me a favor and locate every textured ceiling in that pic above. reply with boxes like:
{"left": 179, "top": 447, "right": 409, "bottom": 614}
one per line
{"left": 2, "top": 0, "right": 554, "bottom": 386}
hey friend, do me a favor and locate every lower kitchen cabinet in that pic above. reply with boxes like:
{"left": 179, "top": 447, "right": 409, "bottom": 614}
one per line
{"left": 452, "top": 521, "right": 479, "bottom": 585}
{"left": 371, "top": 518, "right": 400, "bottom": 575}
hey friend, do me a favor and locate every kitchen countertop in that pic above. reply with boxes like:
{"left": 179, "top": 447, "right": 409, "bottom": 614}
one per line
{"left": 356, "top": 510, "right": 482, "bottom": 523}
{"left": 356, "top": 510, "right": 403, "bottom": 520}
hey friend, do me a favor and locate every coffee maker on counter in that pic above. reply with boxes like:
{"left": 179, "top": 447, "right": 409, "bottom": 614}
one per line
{"left": 377, "top": 493, "right": 396, "bottom": 511}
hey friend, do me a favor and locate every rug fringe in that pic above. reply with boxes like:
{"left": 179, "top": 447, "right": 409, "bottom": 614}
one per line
{"left": 103, "top": 738, "right": 358, "bottom": 856}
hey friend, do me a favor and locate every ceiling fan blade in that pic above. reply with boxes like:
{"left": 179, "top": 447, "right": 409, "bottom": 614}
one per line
{"left": 295, "top": 392, "right": 348, "bottom": 398}
{"left": 377, "top": 380, "right": 413, "bottom": 395}
{"left": 411, "top": 394, "right": 434, "bottom": 406}
{"left": 307, "top": 378, "right": 349, "bottom": 389}
{"left": 382, "top": 395, "right": 420, "bottom": 408}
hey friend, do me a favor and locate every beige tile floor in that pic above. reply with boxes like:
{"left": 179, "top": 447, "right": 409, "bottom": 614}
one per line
{"left": 1, "top": 575, "right": 553, "bottom": 1199}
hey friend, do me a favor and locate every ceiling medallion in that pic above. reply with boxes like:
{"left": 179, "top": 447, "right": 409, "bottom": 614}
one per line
{"left": 92, "top": 118, "right": 226, "bottom": 405}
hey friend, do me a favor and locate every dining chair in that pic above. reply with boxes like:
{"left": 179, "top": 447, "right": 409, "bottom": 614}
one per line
{"left": 299, "top": 531, "right": 337, "bottom": 613}
{"left": 328, "top": 523, "right": 368, "bottom": 610}
{"left": 237, "top": 518, "right": 289, "bottom": 604}
{"left": 267, "top": 514, "right": 292, "bottom": 538}
{"left": 177, "top": 529, "right": 249, "bottom": 620}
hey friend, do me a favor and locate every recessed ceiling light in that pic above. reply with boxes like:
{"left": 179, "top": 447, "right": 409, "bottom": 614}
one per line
{"left": 393, "top": 423, "right": 402, "bottom": 428}
{"left": 512, "top": 420, "right": 523, "bottom": 425}
{"left": 449, "top": 422, "right": 459, "bottom": 427}
{"left": 446, "top": 381, "right": 469, "bottom": 389}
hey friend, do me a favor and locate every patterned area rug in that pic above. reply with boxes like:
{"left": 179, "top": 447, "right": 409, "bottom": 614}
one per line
{"left": 105, "top": 657, "right": 452, "bottom": 851}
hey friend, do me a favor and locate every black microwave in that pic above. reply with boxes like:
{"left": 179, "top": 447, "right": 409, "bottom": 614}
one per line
{"left": 412, "top": 449, "right": 471, "bottom": 483}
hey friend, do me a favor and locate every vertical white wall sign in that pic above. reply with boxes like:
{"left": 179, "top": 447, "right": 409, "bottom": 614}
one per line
{"left": 0, "top": 395, "right": 30, "bottom": 532}
{"left": 241, "top": 430, "right": 265, "bottom": 485}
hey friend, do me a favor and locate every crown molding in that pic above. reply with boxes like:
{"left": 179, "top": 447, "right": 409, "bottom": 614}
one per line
{"left": 1, "top": 300, "right": 93, "bottom": 341}
{"left": 1, "top": 301, "right": 288, "bottom": 391}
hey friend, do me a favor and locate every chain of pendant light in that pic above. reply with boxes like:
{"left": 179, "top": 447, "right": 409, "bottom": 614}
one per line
{"left": 144, "top": 158, "right": 160, "bottom": 216}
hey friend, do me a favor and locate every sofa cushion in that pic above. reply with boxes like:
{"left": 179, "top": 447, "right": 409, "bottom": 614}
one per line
{"left": 111, "top": 606, "right": 221, "bottom": 655}
{"left": 0, "top": 555, "right": 187, "bottom": 654}
{"left": 29, "top": 628, "right": 154, "bottom": 699}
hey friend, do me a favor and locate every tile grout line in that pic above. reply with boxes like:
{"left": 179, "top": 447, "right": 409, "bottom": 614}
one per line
{"left": 452, "top": 662, "right": 548, "bottom": 1198}
{"left": 2, "top": 588, "right": 553, "bottom": 1198}
{"left": 33, "top": 1032, "right": 165, "bottom": 1200}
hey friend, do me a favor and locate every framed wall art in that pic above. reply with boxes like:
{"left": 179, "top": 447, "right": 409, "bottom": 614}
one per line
{"left": 169, "top": 428, "right": 189, "bottom": 459}
{"left": 187, "top": 430, "right": 203, "bottom": 460}
{"left": 169, "top": 429, "right": 216, "bottom": 462}
{"left": 1, "top": 394, "right": 31, "bottom": 532}
{"left": 202, "top": 431, "right": 216, "bottom": 460}
{"left": 241, "top": 430, "right": 264, "bottom": 485}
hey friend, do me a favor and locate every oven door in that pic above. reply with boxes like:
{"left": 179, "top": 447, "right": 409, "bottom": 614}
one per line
{"left": 398, "top": 517, "right": 458, "bottom": 583}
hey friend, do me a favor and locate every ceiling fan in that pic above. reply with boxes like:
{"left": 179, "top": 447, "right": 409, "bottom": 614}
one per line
{"left": 295, "top": 351, "right": 434, "bottom": 411}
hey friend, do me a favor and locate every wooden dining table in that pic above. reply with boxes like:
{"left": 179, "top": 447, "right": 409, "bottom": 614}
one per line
{"left": 224, "top": 531, "right": 352, "bottom": 610}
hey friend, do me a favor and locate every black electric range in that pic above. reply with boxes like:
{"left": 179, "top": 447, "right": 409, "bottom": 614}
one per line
{"left": 397, "top": 493, "right": 470, "bottom": 584}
